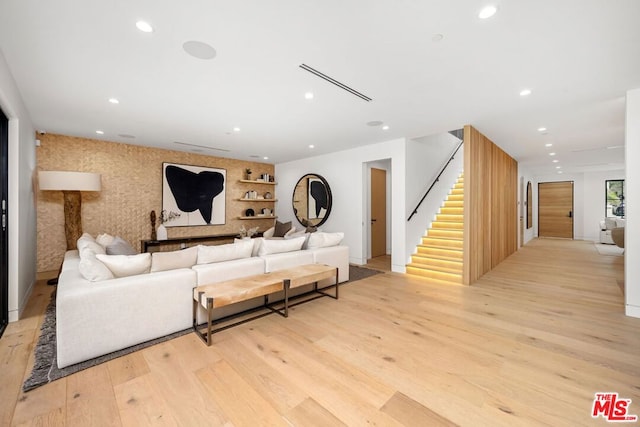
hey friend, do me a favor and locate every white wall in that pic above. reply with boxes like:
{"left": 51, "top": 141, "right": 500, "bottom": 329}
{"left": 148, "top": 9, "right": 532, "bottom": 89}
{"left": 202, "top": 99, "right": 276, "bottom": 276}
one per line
{"left": 625, "top": 88, "right": 639, "bottom": 318}
{"left": 275, "top": 138, "right": 407, "bottom": 272}
{"left": 583, "top": 170, "right": 625, "bottom": 241}
{"left": 0, "top": 49, "right": 37, "bottom": 322}
{"left": 405, "top": 132, "right": 462, "bottom": 263}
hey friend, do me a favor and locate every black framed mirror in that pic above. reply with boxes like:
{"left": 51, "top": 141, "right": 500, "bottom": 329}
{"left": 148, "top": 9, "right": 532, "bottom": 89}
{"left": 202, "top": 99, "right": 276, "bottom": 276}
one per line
{"left": 526, "top": 181, "right": 533, "bottom": 229}
{"left": 292, "top": 173, "right": 332, "bottom": 227}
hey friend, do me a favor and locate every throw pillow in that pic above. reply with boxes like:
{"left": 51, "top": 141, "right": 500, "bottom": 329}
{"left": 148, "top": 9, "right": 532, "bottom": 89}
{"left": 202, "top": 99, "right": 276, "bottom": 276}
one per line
{"left": 273, "top": 221, "right": 292, "bottom": 237}
{"left": 78, "top": 248, "right": 114, "bottom": 282}
{"left": 285, "top": 230, "right": 312, "bottom": 250}
{"left": 306, "top": 231, "right": 344, "bottom": 249}
{"left": 235, "top": 238, "right": 262, "bottom": 257}
{"left": 77, "top": 237, "right": 106, "bottom": 255}
{"left": 258, "top": 236, "right": 306, "bottom": 256}
{"left": 605, "top": 218, "right": 617, "bottom": 230}
{"left": 106, "top": 236, "right": 137, "bottom": 255}
{"left": 96, "top": 233, "right": 116, "bottom": 247}
{"left": 150, "top": 246, "right": 198, "bottom": 272}
{"left": 96, "top": 253, "right": 151, "bottom": 278}
{"left": 196, "top": 240, "right": 254, "bottom": 264}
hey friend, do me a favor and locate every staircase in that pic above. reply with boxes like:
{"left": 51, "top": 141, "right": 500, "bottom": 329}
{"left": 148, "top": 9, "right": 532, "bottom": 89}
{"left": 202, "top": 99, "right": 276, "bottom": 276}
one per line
{"left": 406, "top": 174, "right": 464, "bottom": 284}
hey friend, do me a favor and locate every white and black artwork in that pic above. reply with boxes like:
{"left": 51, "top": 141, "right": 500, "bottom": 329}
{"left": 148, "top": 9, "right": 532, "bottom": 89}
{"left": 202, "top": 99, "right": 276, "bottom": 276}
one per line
{"left": 308, "top": 177, "right": 329, "bottom": 220}
{"left": 162, "top": 162, "right": 226, "bottom": 226}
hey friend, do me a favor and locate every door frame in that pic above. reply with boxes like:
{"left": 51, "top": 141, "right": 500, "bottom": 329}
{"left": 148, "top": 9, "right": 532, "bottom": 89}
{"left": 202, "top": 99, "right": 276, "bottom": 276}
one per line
{"left": 537, "top": 180, "right": 574, "bottom": 239}
{"left": 363, "top": 159, "right": 391, "bottom": 261}
{"left": 0, "top": 107, "right": 8, "bottom": 337}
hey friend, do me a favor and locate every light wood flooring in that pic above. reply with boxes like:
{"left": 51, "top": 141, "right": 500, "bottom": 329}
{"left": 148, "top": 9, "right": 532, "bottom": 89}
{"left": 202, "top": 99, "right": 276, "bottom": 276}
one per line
{"left": 1, "top": 239, "right": 637, "bottom": 426}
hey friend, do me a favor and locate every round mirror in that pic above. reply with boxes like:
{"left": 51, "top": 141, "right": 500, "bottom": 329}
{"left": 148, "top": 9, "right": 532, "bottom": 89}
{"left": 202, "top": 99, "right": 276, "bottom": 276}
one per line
{"left": 292, "top": 174, "right": 332, "bottom": 227}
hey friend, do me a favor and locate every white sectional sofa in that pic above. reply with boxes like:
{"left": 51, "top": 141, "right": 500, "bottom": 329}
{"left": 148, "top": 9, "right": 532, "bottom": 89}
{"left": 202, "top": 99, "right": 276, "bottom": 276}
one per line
{"left": 56, "top": 232, "right": 349, "bottom": 368}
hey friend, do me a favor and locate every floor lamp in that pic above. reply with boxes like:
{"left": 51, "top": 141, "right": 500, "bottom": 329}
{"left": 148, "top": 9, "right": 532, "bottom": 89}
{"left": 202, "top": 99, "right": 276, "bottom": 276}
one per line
{"left": 38, "top": 171, "right": 102, "bottom": 284}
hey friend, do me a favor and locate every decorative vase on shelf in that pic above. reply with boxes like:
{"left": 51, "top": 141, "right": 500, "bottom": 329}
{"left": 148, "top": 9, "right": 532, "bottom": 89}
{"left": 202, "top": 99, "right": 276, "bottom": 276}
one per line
{"left": 157, "top": 224, "right": 168, "bottom": 241}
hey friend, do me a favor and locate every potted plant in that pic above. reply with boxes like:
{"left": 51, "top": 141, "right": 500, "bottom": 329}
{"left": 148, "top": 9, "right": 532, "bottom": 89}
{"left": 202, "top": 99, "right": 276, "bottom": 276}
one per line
{"left": 245, "top": 168, "right": 252, "bottom": 180}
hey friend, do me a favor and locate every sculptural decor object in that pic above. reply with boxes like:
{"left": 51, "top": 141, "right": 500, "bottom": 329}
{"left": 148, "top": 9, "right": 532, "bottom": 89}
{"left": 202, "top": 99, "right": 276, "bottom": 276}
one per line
{"left": 162, "top": 162, "right": 226, "bottom": 226}
{"left": 292, "top": 173, "right": 332, "bottom": 227}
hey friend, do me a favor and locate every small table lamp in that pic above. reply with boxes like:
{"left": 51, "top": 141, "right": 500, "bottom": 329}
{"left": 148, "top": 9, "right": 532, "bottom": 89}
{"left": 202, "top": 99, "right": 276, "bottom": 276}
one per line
{"left": 38, "top": 171, "right": 102, "bottom": 250}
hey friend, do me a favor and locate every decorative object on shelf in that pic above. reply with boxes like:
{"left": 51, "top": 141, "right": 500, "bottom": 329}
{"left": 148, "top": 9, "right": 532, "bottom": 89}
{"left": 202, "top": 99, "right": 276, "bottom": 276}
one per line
{"left": 150, "top": 210, "right": 157, "bottom": 240}
{"left": 292, "top": 173, "right": 332, "bottom": 227}
{"left": 245, "top": 208, "right": 255, "bottom": 217}
{"left": 163, "top": 162, "right": 226, "bottom": 226}
{"left": 156, "top": 224, "right": 168, "bottom": 240}
{"left": 264, "top": 191, "right": 273, "bottom": 199}
{"left": 261, "top": 208, "right": 272, "bottom": 216}
{"left": 239, "top": 225, "right": 259, "bottom": 239}
{"left": 261, "top": 173, "right": 270, "bottom": 182}
{"left": 245, "top": 168, "right": 252, "bottom": 180}
{"left": 269, "top": 175, "right": 275, "bottom": 183}
{"left": 156, "top": 209, "right": 181, "bottom": 241}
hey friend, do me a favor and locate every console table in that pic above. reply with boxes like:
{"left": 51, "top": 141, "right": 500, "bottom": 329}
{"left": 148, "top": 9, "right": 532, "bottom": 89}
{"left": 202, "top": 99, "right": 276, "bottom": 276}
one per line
{"left": 141, "top": 233, "right": 248, "bottom": 252}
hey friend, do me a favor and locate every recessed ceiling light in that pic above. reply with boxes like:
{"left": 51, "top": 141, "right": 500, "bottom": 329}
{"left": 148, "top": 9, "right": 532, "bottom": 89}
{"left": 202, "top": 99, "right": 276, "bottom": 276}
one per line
{"left": 95, "top": 130, "right": 104, "bottom": 135}
{"left": 109, "top": 98, "right": 119, "bottom": 104}
{"left": 478, "top": 5, "right": 498, "bottom": 19}
{"left": 263, "top": 156, "right": 269, "bottom": 160}
{"left": 538, "top": 127, "right": 547, "bottom": 132}
{"left": 545, "top": 143, "right": 553, "bottom": 147}
{"left": 183, "top": 41, "right": 217, "bottom": 60}
{"left": 557, "top": 171, "right": 563, "bottom": 174}
{"left": 382, "top": 125, "right": 390, "bottom": 130}
{"left": 233, "top": 127, "right": 241, "bottom": 132}
{"left": 309, "top": 145, "right": 315, "bottom": 149}
{"left": 556, "top": 166, "right": 561, "bottom": 169}
{"left": 549, "top": 152, "right": 556, "bottom": 156}
{"left": 520, "top": 89, "right": 532, "bottom": 97}
{"left": 135, "top": 21, "right": 153, "bottom": 33}
{"left": 304, "top": 92, "right": 314, "bottom": 100}
{"left": 432, "top": 34, "right": 444, "bottom": 42}
{"left": 366, "top": 120, "right": 383, "bottom": 127}
{"left": 552, "top": 159, "right": 559, "bottom": 163}
{"left": 118, "top": 134, "right": 136, "bottom": 139}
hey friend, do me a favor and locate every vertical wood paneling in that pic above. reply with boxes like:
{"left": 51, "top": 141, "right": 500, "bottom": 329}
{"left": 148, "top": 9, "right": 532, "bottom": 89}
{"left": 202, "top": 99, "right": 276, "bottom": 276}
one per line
{"left": 463, "top": 126, "right": 518, "bottom": 285}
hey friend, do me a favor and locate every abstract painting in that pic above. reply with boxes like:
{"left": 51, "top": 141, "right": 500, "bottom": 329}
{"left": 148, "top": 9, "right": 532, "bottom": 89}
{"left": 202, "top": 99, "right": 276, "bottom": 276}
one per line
{"left": 308, "top": 177, "right": 328, "bottom": 220}
{"left": 162, "top": 162, "right": 226, "bottom": 226}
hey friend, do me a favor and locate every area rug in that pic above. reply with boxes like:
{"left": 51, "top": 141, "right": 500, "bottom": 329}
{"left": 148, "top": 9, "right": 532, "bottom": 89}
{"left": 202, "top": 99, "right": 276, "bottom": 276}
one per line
{"left": 23, "top": 264, "right": 383, "bottom": 392}
{"left": 594, "top": 243, "right": 624, "bottom": 256}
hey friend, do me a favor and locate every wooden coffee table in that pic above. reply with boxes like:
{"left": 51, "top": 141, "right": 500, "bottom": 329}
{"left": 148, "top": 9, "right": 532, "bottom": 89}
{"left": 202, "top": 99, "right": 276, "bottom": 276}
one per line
{"left": 192, "top": 264, "right": 339, "bottom": 345}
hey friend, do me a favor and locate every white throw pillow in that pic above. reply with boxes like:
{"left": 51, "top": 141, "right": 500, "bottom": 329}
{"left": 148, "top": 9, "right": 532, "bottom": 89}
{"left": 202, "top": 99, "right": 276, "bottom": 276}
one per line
{"left": 604, "top": 218, "right": 617, "bottom": 230}
{"left": 96, "top": 253, "right": 151, "bottom": 278}
{"left": 197, "top": 240, "right": 254, "bottom": 265}
{"left": 96, "top": 233, "right": 116, "bottom": 248}
{"left": 285, "top": 230, "right": 311, "bottom": 249}
{"left": 77, "top": 237, "right": 106, "bottom": 255}
{"left": 306, "top": 232, "right": 344, "bottom": 249}
{"left": 263, "top": 226, "right": 296, "bottom": 238}
{"left": 78, "top": 248, "right": 114, "bottom": 282}
{"left": 258, "top": 236, "right": 306, "bottom": 256}
{"left": 151, "top": 246, "right": 198, "bottom": 272}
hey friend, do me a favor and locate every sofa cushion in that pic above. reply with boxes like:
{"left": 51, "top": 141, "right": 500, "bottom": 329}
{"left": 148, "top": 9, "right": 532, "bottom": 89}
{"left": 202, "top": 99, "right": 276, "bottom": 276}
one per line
{"left": 605, "top": 218, "right": 617, "bottom": 230}
{"left": 96, "top": 253, "right": 151, "bottom": 277}
{"left": 96, "top": 233, "right": 116, "bottom": 247}
{"left": 78, "top": 248, "right": 114, "bottom": 282}
{"left": 306, "top": 232, "right": 344, "bottom": 249}
{"left": 273, "top": 220, "right": 293, "bottom": 237}
{"left": 258, "top": 236, "right": 305, "bottom": 256}
{"left": 106, "top": 236, "right": 137, "bottom": 255}
{"left": 285, "top": 230, "right": 311, "bottom": 249}
{"left": 151, "top": 246, "right": 198, "bottom": 272}
{"left": 197, "top": 240, "right": 254, "bottom": 265}
{"left": 77, "top": 236, "right": 106, "bottom": 255}
{"left": 264, "top": 224, "right": 296, "bottom": 239}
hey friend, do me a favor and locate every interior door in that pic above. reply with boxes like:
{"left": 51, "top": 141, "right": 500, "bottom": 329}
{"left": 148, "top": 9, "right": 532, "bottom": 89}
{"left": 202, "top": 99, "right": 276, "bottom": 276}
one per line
{"left": 538, "top": 181, "right": 574, "bottom": 239}
{"left": 370, "top": 168, "right": 386, "bottom": 258}
{"left": 0, "top": 108, "right": 8, "bottom": 337}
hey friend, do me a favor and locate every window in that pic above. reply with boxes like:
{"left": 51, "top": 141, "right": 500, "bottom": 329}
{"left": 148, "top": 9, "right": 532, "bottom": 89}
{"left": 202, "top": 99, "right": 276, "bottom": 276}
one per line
{"left": 606, "top": 179, "right": 625, "bottom": 218}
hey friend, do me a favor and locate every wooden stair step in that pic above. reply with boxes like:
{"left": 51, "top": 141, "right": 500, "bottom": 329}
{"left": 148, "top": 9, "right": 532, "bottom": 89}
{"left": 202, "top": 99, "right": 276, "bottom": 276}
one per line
{"left": 421, "top": 237, "right": 463, "bottom": 249}
{"left": 450, "top": 188, "right": 464, "bottom": 195}
{"left": 427, "top": 229, "right": 463, "bottom": 239}
{"left": 405, "top": 265, "right": 463, "bottom": 284}
{"left": 447, "top": 194, "right": 464, "bottom": 201}
{"left": 416, "top": 246, "right": 463, "bottom": 260}
{"left": 410, "top": 255, "right": 462, "bottom": 271}
{"left": 435, "top": 214, "right": 463, "bottom": 222}
{"left": 440, "top": 207, "right": 463, "bottom": 215}
{"left": 443, "top": 200, "right": 464, "bottom": 207}
{"left": 454, "top": 182, "right": 464, "bottom": 189}
{"left": 430, "top": 221, "right": 463, "bottom": 230}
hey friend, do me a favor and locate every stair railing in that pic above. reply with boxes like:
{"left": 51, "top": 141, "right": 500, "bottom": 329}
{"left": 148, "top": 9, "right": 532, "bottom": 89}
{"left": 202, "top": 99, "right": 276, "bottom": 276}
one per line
{"left": 407, "top": 140, "right": 464, "bottom": 221}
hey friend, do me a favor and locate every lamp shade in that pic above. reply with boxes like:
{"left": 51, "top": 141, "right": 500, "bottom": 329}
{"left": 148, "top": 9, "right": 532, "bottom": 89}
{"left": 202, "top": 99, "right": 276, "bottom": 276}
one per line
{"left": 38, "top": 171, "right": 101, "bottom": 192}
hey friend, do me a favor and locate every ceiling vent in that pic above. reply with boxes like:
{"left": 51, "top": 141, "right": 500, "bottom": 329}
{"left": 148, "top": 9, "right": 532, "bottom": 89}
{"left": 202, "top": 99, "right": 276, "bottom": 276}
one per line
{"left": 299, "top": 64, "right": 372, "bottom": 102}
{"left": 173, "top": 141, "right": 230, "bottom": 152}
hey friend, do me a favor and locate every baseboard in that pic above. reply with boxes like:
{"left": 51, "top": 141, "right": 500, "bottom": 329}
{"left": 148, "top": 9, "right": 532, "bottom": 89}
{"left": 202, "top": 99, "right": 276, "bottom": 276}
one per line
{"left": 9, "top": 278, "right": 35, "bottom": 323}
{"left": 625, "top": 304, "right": 640, "bottom": 319}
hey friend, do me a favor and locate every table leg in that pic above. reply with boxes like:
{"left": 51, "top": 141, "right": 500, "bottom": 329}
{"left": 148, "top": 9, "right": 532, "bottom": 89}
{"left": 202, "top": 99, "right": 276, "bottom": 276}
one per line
{"left": 283, "top": 279, "right": 290, "bottom": 318}
{"left": 206, "top": 297, "right": 214, "bottom": 346}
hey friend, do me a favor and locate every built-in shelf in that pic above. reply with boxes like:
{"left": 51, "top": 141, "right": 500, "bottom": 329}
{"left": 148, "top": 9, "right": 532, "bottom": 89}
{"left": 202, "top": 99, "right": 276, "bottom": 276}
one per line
{"left": 237, "top": 198, "right": 277, "bottom": 202}
{"left": 238, "top": 215, "right": 278, "bottom": 220}
{"left": 239, "top": 179, "right": 277, "bottom": 185}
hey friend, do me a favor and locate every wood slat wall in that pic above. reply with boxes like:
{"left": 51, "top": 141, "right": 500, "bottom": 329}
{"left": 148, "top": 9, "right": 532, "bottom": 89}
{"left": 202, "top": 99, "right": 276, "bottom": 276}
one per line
{"left": 463, "top": 125, "right": 518, "bottom": 285}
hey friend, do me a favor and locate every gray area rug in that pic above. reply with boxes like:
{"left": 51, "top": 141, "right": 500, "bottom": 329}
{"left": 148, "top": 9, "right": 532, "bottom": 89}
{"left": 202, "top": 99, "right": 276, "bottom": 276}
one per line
{"left": 23, "top": 264, "right": 383, "bottom": 392}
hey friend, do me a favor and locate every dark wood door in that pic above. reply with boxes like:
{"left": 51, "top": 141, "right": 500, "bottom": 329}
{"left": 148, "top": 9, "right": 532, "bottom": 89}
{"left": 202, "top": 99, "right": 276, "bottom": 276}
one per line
{"left": 370, "top": 168, "right": 386, "bottom": 258}
{"left": 538, "top": 181, "right": 574, "bottom": 239}
{"left": 0, "top": 108, "right": 7, "bottom": 337}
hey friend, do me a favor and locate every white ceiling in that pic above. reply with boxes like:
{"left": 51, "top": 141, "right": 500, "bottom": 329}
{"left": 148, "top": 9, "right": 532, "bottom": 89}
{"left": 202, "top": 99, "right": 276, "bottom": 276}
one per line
{"left": 1, "top": 0, "right": 638, "bottom": 175}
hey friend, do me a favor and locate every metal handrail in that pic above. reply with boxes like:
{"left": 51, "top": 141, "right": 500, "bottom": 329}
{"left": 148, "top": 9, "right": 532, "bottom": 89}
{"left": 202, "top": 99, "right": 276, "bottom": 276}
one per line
{"left": 407, "top": 140, "right": 464, "bottom": 221}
